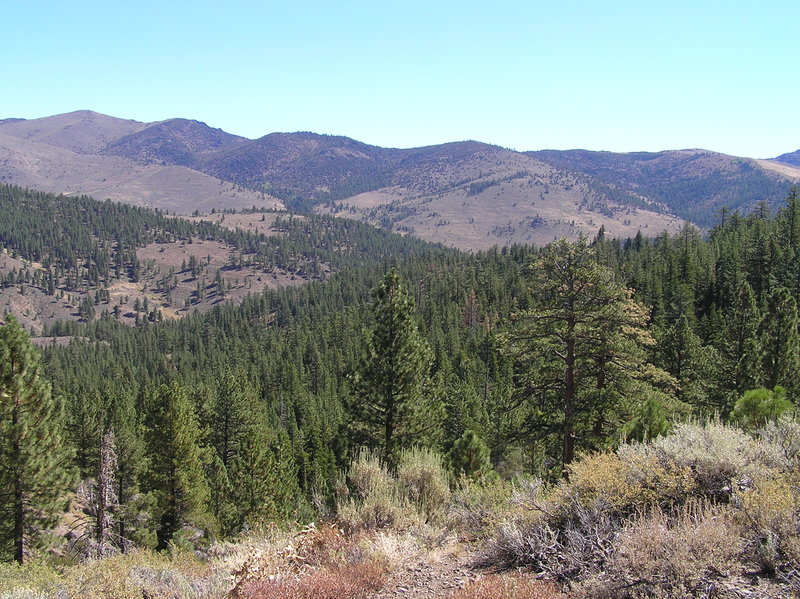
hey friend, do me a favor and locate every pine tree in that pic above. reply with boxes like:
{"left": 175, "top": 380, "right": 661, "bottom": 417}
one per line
{"left": 621, "top": 396, "right": 671, "bottom": 442}
{"left": 0, "top": 315, "right": 74, "bottom": 563}
{"left": 208, "top": 367, "right": 259, "bottom": 468}
{"left": 350, "top": 270, "right": 439, "bottom": 465}
{"left": 206, "top": 454, "right": 236, "bottom": 535}
{"left": 714, "top": 281, "right": 762, "bottom": 408}
{"left": 108, "top": 389, "right": 149, "bottom": 550}
{"left": 228, "top": 428, "right": 278, "bottom": 529}
{"left": 657, "top": 314, "right": 717, "bottom": 410}
{"left": 731, "top": 387, "right": 793, "bottom": 430}
{"left": 759, "top": 287, "right": 800, "bottom": 397}
{"left": 447, "top": 429, "right": 492, "bottom": 480}
{"left": 725, "top": 283, "right": 760, "bottom": 381}
{"left": 143, "top": 382, "right": 211, "bottom": 550}
{"left": 502, "top": 239, "right": 669, "bottom": 469}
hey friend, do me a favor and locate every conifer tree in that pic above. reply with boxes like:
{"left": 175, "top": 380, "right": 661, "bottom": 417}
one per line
{"left": 621, "top": 396, "right": 672, "bottom": 442}
{"left": 229, "top": 428, "right": 278, "bottom": 529}
{"left": 657, "top": 314, "right": 717, "bottom": 410}
{"left": 350, "top": 270, "right": 439, "bottom": 465}
{"left": 503, "top": 239, "right": 668, "bottom": 469}
{"left": 731, "top": 387, "right": 793, "bottom": 430}
{"left": 447, "top": 429, "right": 492, "bottom": 480}
{"left": 67, "top": 388, "right": 104, "bottom": 479}
{"left": 143, "top": 382, "right": 211, "bottom": 550}
{"left": 759, "top": 287, "right": 800, "bottom": 396}
{"left": 0, "top": 315, "right": 74, "bottom": 563}
{"left": 108, "top": 389, "right": 149, "bottom": 550}
{"left": 208, "top": 368, "right": 260, "bottom": 468}
{"left": 717, "top": 282, "right": 762, "bottom": 403}
{"left": 206, "top": 454, "right": 236, "bottom": 535}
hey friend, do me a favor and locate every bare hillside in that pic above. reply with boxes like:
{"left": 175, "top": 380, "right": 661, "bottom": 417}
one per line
{"left": 0, "top": 110, "right": 148, "bottom": 154}
{"left": 2, "top": 110, "right": 797, "bottom": 246}
{"left": 319, "top": 146, "right": 685, "bottom": 250}
{"left": 0, "top": 132, "right": 283, "bottom": 213}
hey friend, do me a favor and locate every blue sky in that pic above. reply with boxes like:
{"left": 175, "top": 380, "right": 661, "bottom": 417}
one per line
{"left": 4, "top": 1, "right": 798, "bottom": 157}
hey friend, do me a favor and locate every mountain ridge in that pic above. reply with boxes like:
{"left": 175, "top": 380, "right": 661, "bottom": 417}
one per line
{"left": 1, "top": 111, "right": 799, "bottom": 249}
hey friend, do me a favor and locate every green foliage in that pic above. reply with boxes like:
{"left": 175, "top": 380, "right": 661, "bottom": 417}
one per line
{"left": 4, "top": 180, "right": 800, "bottom": 561}
{"left": 759, "top": 287, "right": 800, "bottom": 396}
{"left": 717, "top": 281, "right": 762, "bottom": 405}
{"left": 447, "top": 430, "right": 493, "bottom": 480}
{"left": 349, "top": 270, "right": 440, "bottom": 464}
{"left": 142, "top": 382, "right": 211, "bottom": 550}
{"left": 0, "top": 316, "right": 75, "bottom": 563}
{"left": 0, "top": 184, "right": 439, "bottom": 314}
{"left": 502, "top": 238, "right": 669, "bottom": 468}
{"left": 656, "top": 314, "right": 718, "bottom": 410}
{"left": 731, "top": 387, "right": 794, "bottom": 430}
{"left": 621, "top": 396, "right": 672, "bottom": 442}
{"left": 228, "top": 429, "right": 276, "bottom": 527}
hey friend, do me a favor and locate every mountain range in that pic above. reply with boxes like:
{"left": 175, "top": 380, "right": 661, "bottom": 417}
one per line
{"left": 2, "top": 110, "right": 799, "bottom": 249}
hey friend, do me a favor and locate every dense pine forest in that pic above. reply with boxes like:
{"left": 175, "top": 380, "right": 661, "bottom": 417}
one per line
{"left": 3, "top": 184, "right": 800, "bottom": 596}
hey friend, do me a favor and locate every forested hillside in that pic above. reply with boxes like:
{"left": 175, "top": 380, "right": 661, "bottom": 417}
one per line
{"left": 530, "top": 148, "right": 797, "bottom": 226}
{"left": 0, "top": 184, "right": 435, "bottom": 333}
{"left": 4, "top": 185, "right": 800, "bottom": 597}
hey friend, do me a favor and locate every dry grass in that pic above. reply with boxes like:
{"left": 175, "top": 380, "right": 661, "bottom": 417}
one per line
{"left": 575, "top": 502, "right": 741, "bottom": 598}
{"left": 396, "top": 447, "right": 452, "bottom": 524}
{"left": 448, "top": 574, "right": 565, "bottom": 599}
{"left": 448, "top": 478, "right": 515, "bottom": 540}
{"left": 336, "top": 448, "right": 452, "bottom": 533}
{"left": 616, "top": 422, "right": 786, "bottom": 505}
{"left": 557, "top": 452, "right": 695, "bottom": 515}
{"left": 478, "top": 422, "right": 800, "bottom": 597}
{"left": 0, "top": 230, "right": 319, "bottom": 335}
{"left": 318, "top": 148, "right": 685, "bottom": 251}
{"left": 234, "top": 559, "right": 387, "bottom": 599}
{"left": 0, "top": 549, "right": 229, "bottom": 599}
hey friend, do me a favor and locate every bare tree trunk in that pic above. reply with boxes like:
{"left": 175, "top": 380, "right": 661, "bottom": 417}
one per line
{"left": 96, "top": 428, "right": 118, "bottom": 555}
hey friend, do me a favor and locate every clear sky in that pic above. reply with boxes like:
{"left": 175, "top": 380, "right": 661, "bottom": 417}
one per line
{"left": 3, "top": 0, "right": 798, "bottom": 158}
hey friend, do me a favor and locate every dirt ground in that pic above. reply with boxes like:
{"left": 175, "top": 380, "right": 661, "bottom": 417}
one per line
{"left": 369, "top": 545, "right": 482, "bottom": 598}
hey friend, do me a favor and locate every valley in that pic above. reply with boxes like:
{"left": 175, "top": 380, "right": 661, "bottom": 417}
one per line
{"left": 2, "top": 110, "right": 800, "bottom": 599}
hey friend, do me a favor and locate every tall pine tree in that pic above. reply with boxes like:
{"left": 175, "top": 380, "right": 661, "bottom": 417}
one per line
{"left": 143, "top": 382, "right": 211, "bottom": 550}
{"left": 503, "top": 238, "right": 671, "bottom": 469}
{"left": 349, "top": 270, "right": 440, "bottom": 465}
{"left": 759, "top": 287, "right": 800, "bottom": 397}
{"left": 0, "top": 315, "right": 74, "bottom": 563}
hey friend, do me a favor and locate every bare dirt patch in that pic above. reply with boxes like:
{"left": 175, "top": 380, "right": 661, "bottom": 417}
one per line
{"left": 757, "top": 159, "right": 800, "bottom": 179}
{"left": 111, "top": 237, "right": 318, "bottom": 324}
{"left": 368, "top": 544, "right": 481, "bottom": 599}
{"left": 0, "top": 251, "right": 81, "bottom": 334}
{"left": 186, "top": 212, "right": 291, "bottom": 236}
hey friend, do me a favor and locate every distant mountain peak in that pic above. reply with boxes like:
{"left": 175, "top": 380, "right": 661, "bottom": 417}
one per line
{"left": 774, "top": 150, "right": 800, "bottom": 167}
